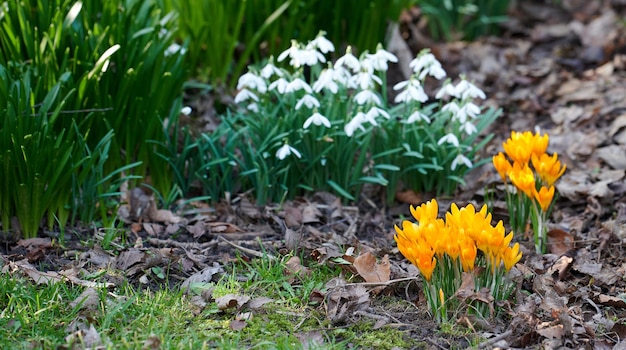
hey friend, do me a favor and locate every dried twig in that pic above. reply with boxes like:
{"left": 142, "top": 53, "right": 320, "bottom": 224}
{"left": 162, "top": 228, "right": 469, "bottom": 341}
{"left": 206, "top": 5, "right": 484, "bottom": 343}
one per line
{"left": 216, "top": 235, "right": 276, "bottom": 260}
{"left": 476, "top": 330, "right": 513, "bottom": 349}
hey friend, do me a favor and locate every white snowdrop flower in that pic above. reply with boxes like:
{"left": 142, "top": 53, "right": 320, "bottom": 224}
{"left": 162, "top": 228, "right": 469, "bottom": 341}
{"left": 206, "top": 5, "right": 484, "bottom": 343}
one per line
{"left": 460, "top": 121, "right": 477, "bottom": 135}
{"left": 332, "top": 65, "right": 352, "bottom": 86}
{"left": 278, "top": 40, "right": 303, "bottom": 66}
{"left": 234, "top": 88, "right": 259, "bottom": 103}
{"left": 366, "top": 106, "right": 390, "bottom": 121}
{"left": 303, "top": 111, "right": 331, "bottom": 129}
{"left": 435, "top": 80, "right": 459, "bottom": 99}
{"left": 460, "top": 102, "right": 481, "bottom": 119}
{"left": 237, "top": 72, "right": 267, "bottom": 93}
{"left": 442, "top": 102, "right": 461, "bottom": 121}
{"left": 247, "top": 103, "right": 259, "bottom": 113}
{"left": 357, "top": 110, "right": 378, "bottom": 126}
{"left": 351, "top": 69, "right": 382, "bottom": 90}
{"left": 165, "top": 43, "right": 186, "bottom": 56}
{"left": 180, "top": 106, "right": 192, "bottom": 116}
{"left": 295, "top": 94, "right": 320, "bottom": 110}
{"left": 420, "top": 62, "right": 446, "bottom": 80}
{"left": 260, "top": 58, "right": 283, "bottom": 79}
{"left": 456, "top": 79, "right": 486, "bottom": 100}
{"left": 366, "top": 44, "right": 398, "bottom": 71}
{"left": 344, "top": 113, "right": 366, "bottom": 137}
{"left": 437, "top": 133, "right": 460, "bottom": 147}
{"left": 309, "top": 31, "right": 335, "bottom": 54}
{"left": 405, "top": 110, "right": 431, "bottom": 124}
{"left": 451, "top": 154, "right": 473, "bottom": 171}
{"left": 410, "top": 50, "right": 446, "bottom": 80}
{"left": 313, "top": 68, "right": 339, "bottom": 93}
{"left": 285, "top": 78, "right": 312, "bottom": 94}
{"left": 354, "top": 90, "right": 381, "bottom": 106}
{"left": 276, "top": 144, "right": 302, "bottom": 160}
{"left": 410, "top": 51, "right": 438, "bottom": 73}
{"left": 269, "top": 77, "right": 289, "bottom": 94}
{"left": 302, "top": 44, "right": 326, "bottom": 66}
{"left": 334, "top": 46, "right": 361, "bottom": 72}
{"left": 393, "top": 79, "right": 428, "bottom": 103}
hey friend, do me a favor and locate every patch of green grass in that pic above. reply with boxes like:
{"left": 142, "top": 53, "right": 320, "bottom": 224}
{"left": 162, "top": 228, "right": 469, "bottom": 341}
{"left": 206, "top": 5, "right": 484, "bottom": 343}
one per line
{"left": 0, "top": 254, "right": 419, "bottom": 349}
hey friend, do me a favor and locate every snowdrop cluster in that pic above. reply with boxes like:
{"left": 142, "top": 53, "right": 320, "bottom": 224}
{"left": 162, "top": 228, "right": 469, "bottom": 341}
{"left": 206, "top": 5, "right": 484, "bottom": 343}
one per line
{"left": 232, "top": 31, "right": 497, "bottom": 199}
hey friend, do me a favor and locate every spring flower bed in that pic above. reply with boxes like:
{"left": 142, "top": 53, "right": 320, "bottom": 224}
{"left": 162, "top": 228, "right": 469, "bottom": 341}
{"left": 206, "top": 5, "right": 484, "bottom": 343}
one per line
{"left": 492, "top": 131, "right": 566, "bottom": 253}
{"left": 394, "top": 199, "right": 522, "bottom": 322}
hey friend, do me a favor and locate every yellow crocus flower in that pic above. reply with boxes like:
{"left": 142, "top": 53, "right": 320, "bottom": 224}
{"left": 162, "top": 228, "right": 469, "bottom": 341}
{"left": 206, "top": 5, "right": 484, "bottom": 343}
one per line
{"left": 531, "top": 153, "right": 566, "bottom": 186}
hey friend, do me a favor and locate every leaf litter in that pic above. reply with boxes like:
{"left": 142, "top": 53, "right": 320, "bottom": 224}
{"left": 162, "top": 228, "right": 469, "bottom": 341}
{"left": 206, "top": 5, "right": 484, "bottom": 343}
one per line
{"left": 3, "top": 1, "right": 626, "bottom": 348}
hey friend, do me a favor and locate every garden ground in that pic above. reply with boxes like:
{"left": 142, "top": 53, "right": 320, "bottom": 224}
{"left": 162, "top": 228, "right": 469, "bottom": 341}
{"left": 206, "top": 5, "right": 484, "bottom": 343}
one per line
{"left": 3, "top": 1, "right": 626, "bottom": 348}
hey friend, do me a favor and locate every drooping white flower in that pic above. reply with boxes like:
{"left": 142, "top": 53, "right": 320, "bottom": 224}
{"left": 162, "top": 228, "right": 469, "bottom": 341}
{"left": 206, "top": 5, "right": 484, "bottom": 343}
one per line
{"left": 354, "top": 90, "right": 381, "bottom": 106}
{"left": 455, "top": 79, "right": 486, "bottom": 99}
{"left": 309, "top": 31, "right": 335, "bottom": 53}
{"left": 165, "top": 43, "right": 186, "bottom": 56}
{"left": 344, "top": 113, "right": 366, "bottom": 137}
{"left": 295, "top": 94, "right": 320, "bottom": 110}
{"left": 260, "top": 58, "right": 284, "bottom": 79}
{"left": 451, "top": 154, "right": 473, "bottom": 171}
{"left": 302, "top": 44, "right": 326, "bottom": 66}
{"left": 460, "top": 121, "right": 477, "bottom": 135}
{"left": 303, "top": 112, "right": 331, "bottom": 129}
{"left": 237, "top": 72, "right": 267, "bottom": 93}
{"left": 351, "top": 69, "right": 382, "bottom": 90}
{"left": 366, "top": 106, "right": 390, "bottom": 121}
{"left": 334, "top": 46, "right": 361, "bottom": 72}
{"left": 460, "top": 102, "right": 481, "bottom": 119}
{"left": 435, "top": 80, "right": 459, "bottom": 99}
{"left": 277, "top": 40, "right": 305, "bottom": 67}
{"left": 247, "top": 103, "right": 259, "bottom": 113}
{"left": 313, "top": 67, "right": 339, "bottom": 93}
{"left": 366, "top": 44, "right": 398, "bottom": 71}
{"left": 405, "top": 110, "right": 431, "bottom": 124}
{"left": 180, "top": 106, "right": 192, "bottom": 116}
{"left": 393, "top": 79, "right": 428, "bottom": 103}
{"left": 357, "top": 110, "right": 378, "bottom": 126}
{"left": 234, "top": 88, "right": 259, "bottom": 103}
{"left": 276, "top": 143, "right": 302, "bottom": 160}
{"left": 442, "top": 101, "right": 461, "bottom": 120}
{"left": 410, "top": 50, "right": 446, "bottom": 80}
{"left": 269, "top": 77, "right": 289, "bottom": 94}
{"left": 437, "top": 133, "right": 460, "bottom": 147}
{"left": 285, "top": 78, "right": 313, "bottom": 94}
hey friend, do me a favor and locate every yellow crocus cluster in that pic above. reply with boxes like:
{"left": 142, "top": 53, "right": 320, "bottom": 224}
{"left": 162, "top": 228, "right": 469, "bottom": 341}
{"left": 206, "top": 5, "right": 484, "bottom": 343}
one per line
{"left": 493, "top": 131, "right": 565, "bottom": 212}
{"left": 394, "top": 199, "right": 522, "bottom": 282}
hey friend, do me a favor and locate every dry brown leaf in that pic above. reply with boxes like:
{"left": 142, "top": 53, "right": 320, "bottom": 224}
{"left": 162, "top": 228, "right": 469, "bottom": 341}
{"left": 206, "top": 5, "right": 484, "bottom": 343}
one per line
{"left": 302, "top": 202, "right": 323, "bottom": 224}
{"left": 247, "top": 297, "right": 274, "bottom": 310}
{"left": 295, "top": 330, "right": 325, "bottom": 350}
{"left": 69, "top": 287, "right": 100, "bottom": 311}
{"left": 596, "top": 294, "right": 626, "bottom": 308}
{"left": 3, "top": 259, "right": 113, "bottom": 288}
{"left": 285, "top": 256, "right": 310, "bottom": 276}
{"left": 547, "top": 229, "right": 575, "bottom": 255}
{"left": 536, "top": 323, "right": 565, "bottom": 339}
{"left": 325, "top": 279, "right": 370, "bottom": 323}
{"left": 65, "top": 323, "right": 103, "bottom": 348}
{"left": 395, "top": 189, "right": 422, "bottom": 205}
{"left": 229, "top": 319, "right": 247, "bottom": 331}
{"left": 215, "top": 294, "right": 250, "bottom": 310}
{"left": 352, "top": 252, "right": 390, "bottom": 284}
{"left": 546, "top": 255, "right": 573, "bottom": 280}
{"left": 180, "top": 263, "right": 224, "bottom": 292}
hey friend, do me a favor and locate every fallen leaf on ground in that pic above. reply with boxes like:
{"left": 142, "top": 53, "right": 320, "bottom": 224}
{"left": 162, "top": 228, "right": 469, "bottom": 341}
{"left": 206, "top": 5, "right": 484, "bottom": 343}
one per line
{"left": 216, "top": 294, "right": 250, "bottom": 310}
{"left": 352, "top": 252, "right": 390, "bottom": 284}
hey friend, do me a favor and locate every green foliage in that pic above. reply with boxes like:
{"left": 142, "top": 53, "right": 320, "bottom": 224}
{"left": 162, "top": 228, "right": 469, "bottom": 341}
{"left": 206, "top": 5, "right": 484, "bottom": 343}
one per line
{"left": 417, "top": 0, "right": 510, "bottom": 41}
{"left": 220, "top": 35, "right": 499, "bottom": 204}
{"left": 0, "top": 0, "right": 187, "bottom": 197}
{"left": 0, "top": 67, "right": 77, "bottom": 238}
{"left": 162, "top": 0, "right": 412, "bottom": 86}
